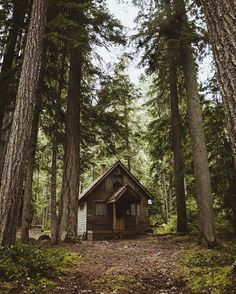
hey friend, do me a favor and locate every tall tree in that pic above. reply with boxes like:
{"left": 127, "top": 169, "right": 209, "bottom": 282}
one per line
{"left": 50, "top": 130, "right": 58, "bottom": 244}
{"left": 0, "top": 0, "right": 28, "bottom": 179}
{"left": 200, "top": 0, "right": 236, "bottom": 169}
{"left": 134, "top": 0, "right": 188, "bottom": 232}
{"left": 168, "top": 42, "right": 187, "bottom": 233}
{"left": 21, "top": 103, "right": 40, "bottom": 243}
{"left": 175, "top": 0, "right": 216, "bottom": 246}
{"left": 0, "top": 0, "right": 48, "bottom": 247}
{"left": 58, "top": 48, "right": 82, "bottom": 242}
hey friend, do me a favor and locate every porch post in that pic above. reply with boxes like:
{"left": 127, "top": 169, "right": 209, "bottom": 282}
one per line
{"left": 113, "top": 202, "right": 116, "bottom": 230}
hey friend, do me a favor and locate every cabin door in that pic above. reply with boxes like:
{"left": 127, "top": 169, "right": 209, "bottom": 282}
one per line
{"left": 113, "top": 203, "right": 125, "bottom": 231}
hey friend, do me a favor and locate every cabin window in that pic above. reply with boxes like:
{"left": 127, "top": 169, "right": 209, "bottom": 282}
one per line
{"left": 137, "top": 204, "right": 141, "bottom": 216}
{"left": 113, "top": 175, "right": 123, "bottom": 189}
{"left": 95, "top": 203, "right": 107, "bottom": 216}
{"left": 131, "top": 204, "right": 136, "bottom": 216}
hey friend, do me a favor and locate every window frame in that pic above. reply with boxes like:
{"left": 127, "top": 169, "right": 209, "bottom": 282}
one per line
{"left": 94, "top": 202, "right": 107, "bottom": 216}
{"left": 112, "top": 175, "right": 123, "bottom": 189}
{"left": 131, "top": 204, "right": 136, "bottom": 216}
{"left": 137, "top": 203, "right": 141, "bottom": 216}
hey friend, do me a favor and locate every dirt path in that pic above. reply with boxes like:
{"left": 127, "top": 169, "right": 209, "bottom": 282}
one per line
{"left": 49, "top": 235, "right": 193, "bottom": 294}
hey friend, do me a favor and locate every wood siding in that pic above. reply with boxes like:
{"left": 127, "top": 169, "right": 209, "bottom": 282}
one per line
{"left": 80, "top": 165, "right": 150, "bottom": 234}
{"left": 78, "top": 202, "right": 87, "bottom": 235}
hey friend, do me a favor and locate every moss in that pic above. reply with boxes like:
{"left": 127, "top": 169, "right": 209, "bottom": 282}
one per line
{"left": 177, "top": 246, "right": 236, "bottom": 293}
{"left": 0, "top": 243, "right": 81, "bottom": 293}
{"left": 95, "top": 274, "right": 136, "bottom": 292}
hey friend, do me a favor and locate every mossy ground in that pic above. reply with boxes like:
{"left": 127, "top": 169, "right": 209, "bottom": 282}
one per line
{"left": 176, "top": 235, "right": 236, "bottom": 293}
{"left": 95, "top": 274, "right": 136, "bottom": 292}
{"left": 0, "top": 243, "right": 81, "bottom": 294}
{"left": 1, "top": 235, "right": 235, "bottom": 293}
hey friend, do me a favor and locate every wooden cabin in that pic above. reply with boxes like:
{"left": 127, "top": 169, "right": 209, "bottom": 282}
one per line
{"left": 78, "top": 161, "right": 152, "bottom": 240}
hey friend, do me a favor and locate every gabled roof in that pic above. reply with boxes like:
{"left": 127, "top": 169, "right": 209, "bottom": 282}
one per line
{"left": 107, "top": 184, "right": 141, "bottom": 204}
{"left": 79, "top": 161, "right": 153, "bottom": 202}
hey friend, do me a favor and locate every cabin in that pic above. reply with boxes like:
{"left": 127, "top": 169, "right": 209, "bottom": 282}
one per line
{"left": 78, "top": 161, "right": 152, "bottom": 240}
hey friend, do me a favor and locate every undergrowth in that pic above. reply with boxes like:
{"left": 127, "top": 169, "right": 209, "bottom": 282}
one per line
{"left": 178, "top": 241, "right": 236, "bottom": 294}
{"left": 0, "top": 242, "right": 80, "bottom": 293}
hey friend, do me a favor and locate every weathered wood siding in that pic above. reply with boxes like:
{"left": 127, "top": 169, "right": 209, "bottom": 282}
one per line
{"left": 78, "top": 202, "right": 87, "bottom": 235}
{"left": 81, "top": 165, "right": 150, "bottom": 233}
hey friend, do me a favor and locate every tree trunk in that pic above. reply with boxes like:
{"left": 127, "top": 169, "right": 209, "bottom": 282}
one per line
{"left": 229, "top": 173, "right": 236, "bottom": 233}
{"left": 175, "top": 0, "right": 216, "bottom": 247}
{"left": 58, "top": 48, "right": 81, "bottom": 242}
{"left": 0, "top": 0, "right": 47, "bottom": 247}
{"left": 51, "top": 46, "right": 66, "bottom": 244}
{"left": 42, "top": 181, "right": 50, "bottom": 229}
{"left": 168, "top": 44, "right": 187, "bottom": 233}
{"left": 0, "top": 0, "right": 28, "bottom": 179}
{"left": 124, "top": 102, "right": 131, "bottom": 171}
{"left": 200, "top": 0, "right": 236, "bottom": 169}
{"left": 0, "top": 0, "right": 27, "bottom": 104}
{"left": 51, "top": 131, "right": 58, "bottom": 244}
{"left": 0, "top": 112, "right": 12, "bottom": 181}
{"left": 21, "top": 104, "right": 40, "bottom": 243}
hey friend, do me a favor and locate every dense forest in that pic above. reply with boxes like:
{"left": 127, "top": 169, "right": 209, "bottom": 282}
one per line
{"left": 0, "top": 0, "right": 236, "bottom": 293}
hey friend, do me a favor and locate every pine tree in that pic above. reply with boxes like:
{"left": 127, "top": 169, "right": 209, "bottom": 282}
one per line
{"left": 200, "top": 0, "right": 236, "bottom": 169}
{"left": 0, "top": 0, "right": 48, "bottom": 247}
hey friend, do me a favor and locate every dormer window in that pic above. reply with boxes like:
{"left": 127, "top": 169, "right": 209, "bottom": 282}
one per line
{"left": 113, "top": 175, "right": 123, "bottom": 189}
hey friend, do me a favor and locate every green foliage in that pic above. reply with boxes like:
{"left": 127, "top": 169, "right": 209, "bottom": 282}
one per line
{"left": 153, "top": 216, "right": 177, "bottom": 234}
{"left": 0, "top": 243, "right": 80, "bottom": 292}
{"left": 179, "top": 247, "right": 236, "bottom": 293}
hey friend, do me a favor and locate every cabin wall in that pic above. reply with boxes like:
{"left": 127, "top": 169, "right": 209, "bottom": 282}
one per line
{"left": 82, "top": 166, "right": 150, "bottom": 233}
{"left": 86, "top": 187, "right": 113, "bottom": 231}
{"left": 78, "top": 202, "right": 87, "bottom": 236}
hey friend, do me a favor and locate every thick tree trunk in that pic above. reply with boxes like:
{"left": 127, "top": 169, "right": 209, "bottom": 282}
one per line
{"left": 168, "top": 49, "right": 187, "bottom": 233}
{"left": 21, "top": 104, "right": 40, "bottom": 243}
{"left": 0, "top": 0, "right": 28, "bottom": 179}
{"left": 0, "top": 0, "right": 27, "bottom": 98}
{"left": 175, "top": 0, "right": 216, "bottom": 247}
{"left": 0, "top": 0, "right": 47, "bottom": 247}
{"left": 51, "top": 131, "right": 58, "bottom": 244}
{"left": 200, "top": 0, "right": 236, "bottom": 169}
{"left": 58, "top": 49, "right": 81, "bottom": 242}
{"left": 50, "top": 47, "right": 66, "bottom": 244}
{"left": 0, "top": 112, "right": 12, "bottom": 181}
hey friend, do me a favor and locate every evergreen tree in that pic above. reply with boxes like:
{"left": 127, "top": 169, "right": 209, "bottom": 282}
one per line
{"left": 0, "top": 0, "right": 48, "bottom": 247}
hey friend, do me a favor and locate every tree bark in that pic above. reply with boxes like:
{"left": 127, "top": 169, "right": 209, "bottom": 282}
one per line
{"left": 21, "top": 104, "right": 40, "bottom": 243}
{"left": 0, "top": 0, "right": 47, "bottom": 247}
{"left": 175, "top": 0, "right": 216, "bottom": 247}
{"left": 200, "top": 0, "right": 236, "bottom": 169}
{"left": 50, "top": 47, "right": 66, "bottom": 244}
{"left": 168, "top": 44, "right": 187, "bottom": 233}
{"left": 51, "top": 131, "right": 58, "bottom": 244}
{"left": 0, "top": 0, "right": 27, "bottom": 102}
{"left": 124, "top": 102, "right": 131, "bottom": 171}
{"left": 0, "top": 0, "right": 28, "bottom": 180}
{"left": 58, "top": 48, "right": 81, "bottom": 242}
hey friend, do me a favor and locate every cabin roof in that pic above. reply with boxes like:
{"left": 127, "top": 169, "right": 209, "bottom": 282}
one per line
{"left": 107, "top": 184, "right": 141, "bottom": 203}
{"left": 79, "top": 161, "right": 153, "bottom": 202}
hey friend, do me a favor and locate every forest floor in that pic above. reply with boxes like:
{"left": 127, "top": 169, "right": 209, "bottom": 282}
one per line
{"left": 2, "top": 232, "right": 236, "bottom": 293}
{"left": 48, "top": 235, "right": 194, "bottom": 294}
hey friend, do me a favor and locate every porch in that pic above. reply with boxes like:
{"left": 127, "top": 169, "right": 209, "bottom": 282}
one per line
{"left": 107, "top": 185, "right": 141, "bottom": 232}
